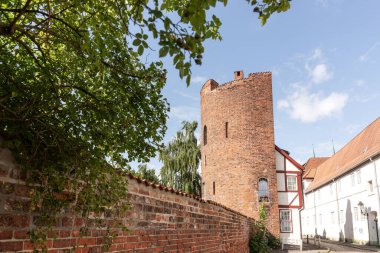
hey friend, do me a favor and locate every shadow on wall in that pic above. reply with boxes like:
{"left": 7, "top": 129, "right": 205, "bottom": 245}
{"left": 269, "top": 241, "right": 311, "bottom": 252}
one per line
{"left": 344, "top": 199, "right": 354, "bottom": 242}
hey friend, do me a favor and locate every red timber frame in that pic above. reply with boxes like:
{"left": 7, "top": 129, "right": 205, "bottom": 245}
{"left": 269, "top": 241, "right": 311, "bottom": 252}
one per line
{"left": 275, "top": 145, "right": 304, "bottom": 209}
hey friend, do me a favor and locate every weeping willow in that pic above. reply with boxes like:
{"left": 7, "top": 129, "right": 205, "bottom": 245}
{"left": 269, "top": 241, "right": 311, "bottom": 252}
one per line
{"left": 159, "top": 121, "right": 201, "bottom": 196}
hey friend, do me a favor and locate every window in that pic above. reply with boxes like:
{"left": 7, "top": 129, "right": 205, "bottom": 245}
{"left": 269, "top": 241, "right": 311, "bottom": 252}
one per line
{"left": 287, "top": 176, "right": 297, "bottom": 191}
{"left": 280, "top": 210, "right": 292, "bottom": 232}
{"left": 213, "top": 181, "right": 215, "bottom": 195}
{"left": 357, "top": 170, "right": 361, "bottom": 184}
{"left": 204, "top": 155, "right": 206, "bottom": 166}
{"left": 354, "top": 207, "right": 359, "bottom": 221}
{"left": 203, "top": 125, "right": 207, "bottom": 145}
{"left": 225, "top": 122, "right": 228, "bottom": 138}
{"left": 351, "top": 173, "right": 355, "bottom": 186}
{"left": 368, "top": 180, "right": 374, "bottom": 194}
{"left": 258, "top": 178, "right": 269, "bottom": 202}
{"left": 331, "top": 211, "right": 335, "bottom": 224}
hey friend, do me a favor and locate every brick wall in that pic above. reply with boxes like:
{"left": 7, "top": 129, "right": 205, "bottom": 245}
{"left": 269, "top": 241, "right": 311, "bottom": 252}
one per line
{"left": 200, "top": 71, "right": 279, "bottom": 236}
{"left": 0, "top": 147, "right": 255, "bottom": 252}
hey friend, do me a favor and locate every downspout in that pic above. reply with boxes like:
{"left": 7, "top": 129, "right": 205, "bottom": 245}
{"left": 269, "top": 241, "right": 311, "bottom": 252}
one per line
{"left": 371, "top": 157, "right": 380, "bottom": 245}
{"left": 334, "top": 178, "right": 341, "bottom": 239}
{"left": 313, "top": 189, "right": 317, "bottom": 236}
{"left": 299, "top": 170, "right": 304, "bottom": 239}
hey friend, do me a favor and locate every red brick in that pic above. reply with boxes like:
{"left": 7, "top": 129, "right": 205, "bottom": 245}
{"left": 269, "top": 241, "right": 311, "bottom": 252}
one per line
{"left": 14, "top": 230, "right": 29, "bottom": 239}
{"left": 0, "top": 241, "right": 23, "bottom": 251}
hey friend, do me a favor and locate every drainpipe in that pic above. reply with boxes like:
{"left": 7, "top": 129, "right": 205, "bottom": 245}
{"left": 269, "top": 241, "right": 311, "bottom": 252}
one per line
{"left": 299, "top": 170, "right": 304, "bottom": 239}
{"left": 371, "top": 157, "right": 380, "bottom": 245}
{"left": 334, "top": 178, "right": 341, "bottom": 238}
{"left": 313, "top": 189, "right": 317, "bottom": 236}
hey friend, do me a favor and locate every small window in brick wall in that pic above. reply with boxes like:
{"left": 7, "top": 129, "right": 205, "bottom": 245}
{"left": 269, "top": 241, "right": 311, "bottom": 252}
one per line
{"left": 225, "top": 122, "right": 228, "bottom": 138}
{"left": 204, "top": 125, "right": 207, "bottom": 145}
{"left": 258, "top": 178, "right": 269, "bottom": 202}
{"left": 213, "top": 181, "right": 215, "bottom": 195}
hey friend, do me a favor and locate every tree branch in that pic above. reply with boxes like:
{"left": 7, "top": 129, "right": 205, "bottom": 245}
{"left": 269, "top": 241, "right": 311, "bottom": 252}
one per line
{"left": 9, "top": 0, "right": 33, "bottom": 34}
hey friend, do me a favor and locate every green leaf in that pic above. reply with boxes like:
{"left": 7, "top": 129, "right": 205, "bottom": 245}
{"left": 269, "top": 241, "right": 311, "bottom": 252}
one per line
{"left": 159, "top": 47, "right": 169, "bottom": 57}
{"left": 132, "top": 39, "right": 141, "bottom": 46}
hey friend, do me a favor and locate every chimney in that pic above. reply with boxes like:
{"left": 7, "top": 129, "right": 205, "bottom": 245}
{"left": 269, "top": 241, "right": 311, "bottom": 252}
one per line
{"left": 234, "top": 70, "right": 244, "bottom": 80}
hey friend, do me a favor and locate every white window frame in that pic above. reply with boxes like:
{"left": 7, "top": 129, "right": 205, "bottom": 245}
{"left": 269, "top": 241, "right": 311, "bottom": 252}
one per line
{"left": 287, "top": 176, "right": 298, "bottom": 191}
{"left": 368, "top": 180, "right": 374, "bottom": 194}
{"left": 280, "top": 209, "right": 292, "bottom": 233}
{"left": 356, "top": 169, "right": 361, "bottom": 184}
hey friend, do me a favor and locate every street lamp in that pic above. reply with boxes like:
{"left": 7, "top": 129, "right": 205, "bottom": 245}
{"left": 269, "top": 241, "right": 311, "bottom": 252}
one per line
{"left": 358, "top": 201, "right": 368, "bottom": 215}
{"left": 357, "top": 201, "right": 377, "bottom": 245}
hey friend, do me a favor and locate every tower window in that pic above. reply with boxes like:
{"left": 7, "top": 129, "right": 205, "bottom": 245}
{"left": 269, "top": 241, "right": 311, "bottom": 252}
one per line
{"left": 213, "top": 181, "right": 215, "bottom": 195}
{"left": 205, "top": 155, "right": 206, "bottom": 166}
{"left": 258, "top": 178, "right": 269, "bottom": 202}
{"left": 225, "top": 122, "right": 228, "bottom": 138}
{"left": 203, "top": 125, "right": 207, "bottom": 145}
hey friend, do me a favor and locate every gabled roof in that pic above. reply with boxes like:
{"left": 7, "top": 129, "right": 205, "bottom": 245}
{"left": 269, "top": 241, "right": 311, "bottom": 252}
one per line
{"left": 306, "top": 117, "right": 380, "bottom": 193}
{"left": 275, "top": 145, "right": 304, "bottom": 171}
{"left": 303, "top": 157, "right": 329, "bottom": 179}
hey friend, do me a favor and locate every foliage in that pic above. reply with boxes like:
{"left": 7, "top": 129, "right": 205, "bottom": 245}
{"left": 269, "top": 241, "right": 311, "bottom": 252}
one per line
{"left": 250, "top": 204, "right": 280, "bottom": 253}
{"left": 132, "top": 164, "right": 160, "bottom": 184}
{"left": 159, "top": 121, "right": 201, "bottom": 196}
{"left": 0, "top": 0, "right": 290, "bottom": 249}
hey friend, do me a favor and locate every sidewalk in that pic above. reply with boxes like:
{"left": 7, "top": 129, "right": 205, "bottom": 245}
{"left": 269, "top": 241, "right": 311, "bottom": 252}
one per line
{"left": 271, "top": 238, "right": 380, "bottom": 252}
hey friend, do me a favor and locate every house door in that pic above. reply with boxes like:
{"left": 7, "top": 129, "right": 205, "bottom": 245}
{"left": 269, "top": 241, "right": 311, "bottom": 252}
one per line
{"left": 368, "top": 211, "right": 378, "bottom": 245}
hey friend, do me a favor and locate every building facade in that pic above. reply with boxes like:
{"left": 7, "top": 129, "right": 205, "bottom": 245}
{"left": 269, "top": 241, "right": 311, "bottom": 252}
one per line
{"left": 200, "top": 71, "right": 303, "bottom": 240}
{"left": 301, "top": 118, "right": 380, "bottom": 245}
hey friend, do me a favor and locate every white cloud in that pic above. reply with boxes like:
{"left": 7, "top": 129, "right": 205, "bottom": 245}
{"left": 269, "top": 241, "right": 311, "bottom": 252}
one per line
{"left": 309, "top": 63, "right": 333, "bottom": 84}
{"left": 359, "top": 41, "right": 380, "bottom": 62}
{"left": 278, "top": 86, "right": 348, "bottom": 123}
{"left": 169, "top": 106, "right": 199, "bottom": 122}
{"left": 310, "top": 48, "right": 323, "bottom": 60}
{"left": 191, "top": 76, "right": 208, "bottom": 84}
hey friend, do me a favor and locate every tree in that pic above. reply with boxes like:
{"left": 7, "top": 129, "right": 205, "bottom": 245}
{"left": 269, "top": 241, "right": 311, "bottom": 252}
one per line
{"left": 133, "top": 164, "right": 160, "bottom": 184}
{"left": 159, "top": 121, "right": 201, "bottom": 196}
{"left": 0, "top": 0, "right": 290, "bottom": 247}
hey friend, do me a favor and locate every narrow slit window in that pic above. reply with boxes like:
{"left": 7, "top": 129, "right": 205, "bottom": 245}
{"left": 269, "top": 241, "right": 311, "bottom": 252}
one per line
{"left": 225, "top": 122, "right": 228, "bottom": 138}
{"left": 203, "top": 125, "right": 207, "bottom": 145}
{"left": 213, "top": 181, "right": 215, "bottom": 195}
{"left": 205, "top": 155, "right": 207, "bottom": 166}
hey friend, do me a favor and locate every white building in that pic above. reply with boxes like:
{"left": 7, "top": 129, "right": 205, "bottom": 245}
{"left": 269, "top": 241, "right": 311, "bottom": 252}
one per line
{"left": 301, "top": 117, "right": 380, "bottom": 245}
{"left": 275, "top": 146, "right": 304, "bottom": 242}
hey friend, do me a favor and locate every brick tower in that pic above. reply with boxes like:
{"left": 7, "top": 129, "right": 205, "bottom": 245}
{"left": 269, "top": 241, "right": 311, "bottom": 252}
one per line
{"left": 200, "top": 71, "right": 279, "bottom": 236}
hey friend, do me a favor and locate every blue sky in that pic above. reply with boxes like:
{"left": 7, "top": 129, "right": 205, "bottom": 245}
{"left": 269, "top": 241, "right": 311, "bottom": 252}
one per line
{"left": 136, "top": 0, "right": 380, "bottom": 173}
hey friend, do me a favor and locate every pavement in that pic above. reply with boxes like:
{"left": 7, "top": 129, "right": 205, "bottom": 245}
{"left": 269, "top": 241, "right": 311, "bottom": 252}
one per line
{"left": 271, "top": 238, "right": 380, "bottom": 252}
